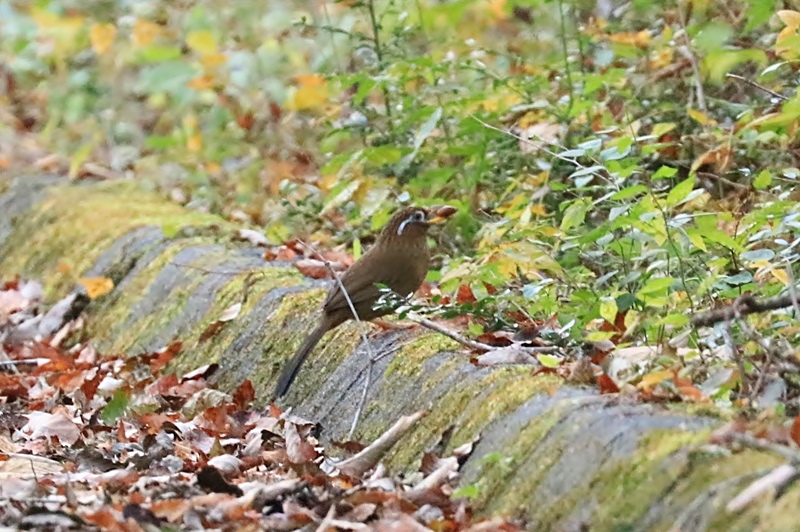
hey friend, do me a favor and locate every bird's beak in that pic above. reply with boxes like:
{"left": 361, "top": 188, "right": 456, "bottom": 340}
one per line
{"left": 427, "top": 204, "right": 458, "bottom": 224}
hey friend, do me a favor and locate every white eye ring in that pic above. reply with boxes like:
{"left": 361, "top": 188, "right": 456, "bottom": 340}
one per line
{"left": 397, "top": 211, "right": 427, "bottom": 235}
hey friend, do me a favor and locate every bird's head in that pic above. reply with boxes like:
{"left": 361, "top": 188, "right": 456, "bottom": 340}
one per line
{"left": 378, "top": 205, "right": 457, "bottom": 243}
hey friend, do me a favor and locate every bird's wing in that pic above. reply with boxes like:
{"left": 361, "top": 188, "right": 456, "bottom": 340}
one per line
{"left": 322, "top": 250, "right": 401, "bottom": 314}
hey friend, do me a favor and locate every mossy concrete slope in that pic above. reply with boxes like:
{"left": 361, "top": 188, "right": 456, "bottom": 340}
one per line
{"left": 0, "top": 173, "right": 794, "bottom": 531}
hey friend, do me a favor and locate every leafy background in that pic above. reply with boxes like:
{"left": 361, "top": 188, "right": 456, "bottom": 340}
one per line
{"left": 3, "top": 0, "right": 800, "bottom": 410}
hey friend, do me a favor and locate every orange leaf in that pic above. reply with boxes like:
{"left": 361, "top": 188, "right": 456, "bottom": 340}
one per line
{"left": 608, "top": 30, "right": 651, "bottom": 47}
{"left": 78, "top": 277, "right": 114, "bottom": 299}
{"left": 132, "top": 19, "right": 162, "bottom": 47}
{"left": 677, "top": 385, "right": 704, "bottom": 401}
{"left": 456, "top": 284, "right": 476, "bottom": 304}
{"left": 790, "top": 416, "right": 800, "bottom": 447}
{"left": 597, "top": 374, "right": 620, "bottom": 394}
{"left": 488, "top": 0, "right": 506, "bottom": 19}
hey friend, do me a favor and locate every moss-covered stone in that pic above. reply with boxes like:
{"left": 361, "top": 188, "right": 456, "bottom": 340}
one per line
{"left": 0, "top": 180, "right": 224, "bottom": 299}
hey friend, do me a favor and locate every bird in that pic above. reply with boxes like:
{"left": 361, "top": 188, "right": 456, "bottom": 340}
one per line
{"left": 274, "top": 206, "right": 445, "bottom": 398}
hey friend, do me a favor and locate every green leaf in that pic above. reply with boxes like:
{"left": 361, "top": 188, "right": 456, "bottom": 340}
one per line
{"left": 560, "top": 199, "right": 590, "bottom": 233}
{"left": 652, "top": 166, "right": 678, "bottom": 180}
{"left": 611, "top": 184, "right": 648, "bottom": 201}
{"left": 101, "top": 389, "right": 130, "bottom": 425}
{"left": 705, "top": 49, "right": 767, "bottom": 84}
{"left": 702, "top": 229, "right": 743, "bottom": 252}
{"left": 694, "top": 22, "right": 733, "bottom": 53}
{"left": 753, "top": 169, "right": 772, "bottom": 190}
{"left": 599, "top": 297, "right": 618, "bottom": 323}
{"left": 666, "top": 175, "right": 696, "bottom": 207}
{"left": 135, "top": 45, "right": 182, "bottom": 63}
{"left": 585, "top": 331, "right": 616, "bottom": 342}
{"left": 657, "top": 313, "right": 690, "bottom": 327}
{"left": 637, "top": 276, "right": 675, "bottom": 295}
{"left": 686, "top": 229, "right": 707, "bottom": 251}
{"left": 453, "top": 484, "right": 481, "bottom": 499}
{"left": 396, "top": 107, "right": 442, "bottom": 174}
{"left": 538, "top": 354, "right": 562, "bottom": 367}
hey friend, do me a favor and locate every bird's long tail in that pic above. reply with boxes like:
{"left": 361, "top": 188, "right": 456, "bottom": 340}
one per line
{"left": 273, "top": 321, "right": 329, "bottom": 398}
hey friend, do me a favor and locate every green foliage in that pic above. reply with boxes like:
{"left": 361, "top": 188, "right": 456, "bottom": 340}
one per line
{"left": 101, "top": 389, "right": 130, "bottom": 424}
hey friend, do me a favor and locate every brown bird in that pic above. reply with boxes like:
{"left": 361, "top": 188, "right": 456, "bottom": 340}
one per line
{"left": 274, "top": 206, "right": 447, "bottom": 398}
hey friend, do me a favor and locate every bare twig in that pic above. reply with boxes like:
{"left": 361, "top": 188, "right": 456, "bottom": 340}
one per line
{"left": 470, "top": 115, "right": 616, "bottom": 187}
{"left": 726, "top": 73, "right": 788, "bottom": 102}
{"left": 298, "top": 240, "right": 375, "bottom": 439}
{"left": 349, "top": 343, "right": 403, "bottom": 440}
{"left": 726, "top": 464, "right": 798, "bottom": 514}
{"left": 411, "top": 315, "right": 493, "bottom": 351}
{"left": 723, "top": 320, "right": 747, "bottom": 395}
{"left": 730, "top": 432, "right": 800, "bottom": 464}
{"left": 692, "top": 292, "right": 800, "bottom": 327}
{"left": 410, "top": 314, "right": 562, "bottom": 355}
{"left": 785, "top": 262, "right": 800, "bottom": 319}
{"left": 676, "top": 8, "right": 706, "bottom": 111}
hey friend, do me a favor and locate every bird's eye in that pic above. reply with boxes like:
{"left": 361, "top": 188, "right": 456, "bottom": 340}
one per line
{"left": 413, "top": 211, "right": 426, "bottom": 222}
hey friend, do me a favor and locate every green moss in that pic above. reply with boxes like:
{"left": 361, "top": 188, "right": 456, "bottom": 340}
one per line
{"left": 590, "top": 429, "right": 713, "bottom": 529}
{"left": 385, "top": 331, "right": 458, "bottom": 377}
{"left": 476, "top": 402, "right": 566, "bottom": 515}
{"left": 89, "top": 239, "right": 207, "bottom": 353}
{"left": 0, "top": 181, "right": 224, "bottom": 298}
{"left": 383, "top": 371, "right": 564, "bottom": 477}
{"left": 173, "top": 267, "right": 304, "bottom": 375}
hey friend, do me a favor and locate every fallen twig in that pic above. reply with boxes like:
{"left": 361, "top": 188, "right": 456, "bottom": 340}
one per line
{"left": 336, "top": 410, "right": 425, "bottom": 478}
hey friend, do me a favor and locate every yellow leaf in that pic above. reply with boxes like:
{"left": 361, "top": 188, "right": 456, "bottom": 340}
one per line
{"left": 623, "top": 309, "right": 640, "bottom": 334}
{"left": 771, "top": 268, "right": 790, "bottom": 285}
{"left": 31, "top": 8, "right": 83, "bottom": 33}
{"left": 287, "top": 75, "right": 328, "bottom": 111}
{"left": 638, "top": 369, "right": 673, "bottom": 389}
{"left": 747, "top": 259, "right": 771, "bottom": 269}
{"left": 778, "top": 10, "right": 800, "bottom": 30}
{"left": 599, "top": 297, "right": 618, "bottom": 324}
{"left": 90, "top": 23, "right": 116, "bottom": 55}
{"left": 78, "top": 277, "right": 114, "bottom": 299}
{"left": 530, "top": 204, "right": 548, "bottom": 216}
{"left": 201, "top": 53, "right": 227, "bottom": 68}
{"left": 132, "top": 19, "right": 162, "bottom": 47}
{"left": 31, "top": 8, "right": 84, "bottom": 54}
{"left": 187, "top": 133, "right": 203, "bottom": 153}
{"left": 186, "top": 30, "right": 217, "bottom": 56}
{"left": 687, "top": 108, "right": 717, "bottom": 126}
{"left": 649, "top": 48, "right": 673, "bottom": 69}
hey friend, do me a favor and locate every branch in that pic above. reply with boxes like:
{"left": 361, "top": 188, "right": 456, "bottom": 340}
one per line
{"left": 692, "top": 293, "right": 798, "bottom": 327}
